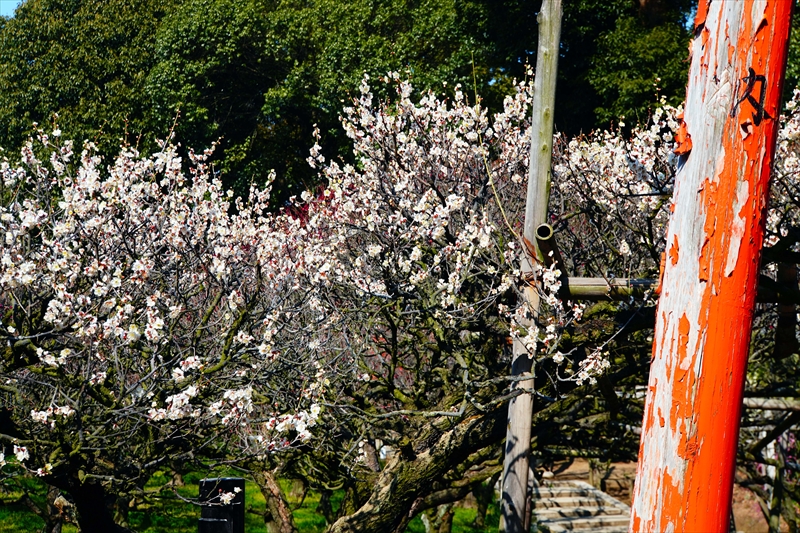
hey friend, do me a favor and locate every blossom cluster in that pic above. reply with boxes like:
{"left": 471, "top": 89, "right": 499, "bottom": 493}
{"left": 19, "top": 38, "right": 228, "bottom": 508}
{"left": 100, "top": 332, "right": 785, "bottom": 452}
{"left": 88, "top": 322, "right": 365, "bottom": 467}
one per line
{"left": 30, "top": 405, "right": 75, "bottom": 428}
{"left": 299, "top": 73, "right": 533, "bottom": 324}
{"left": 767, "top": 88, "right": 800, "bottom": 246}
{"left": 551, "top": 99, "right": 681, "bottom": 280}
{"left": 0, "top": 73, "right": 685, "bottom": 482}
{"left": 0, "top": 131, "right": 324, "bottom": 476}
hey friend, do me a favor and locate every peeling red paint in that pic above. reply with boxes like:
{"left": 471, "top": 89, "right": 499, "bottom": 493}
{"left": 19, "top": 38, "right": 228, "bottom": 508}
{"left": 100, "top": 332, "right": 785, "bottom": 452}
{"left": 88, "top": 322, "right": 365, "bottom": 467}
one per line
{"left": 669, "top": 235, "right": 680, "bottom": 265}
{"left": 655, "top": 253, "right": 666, "bottom": 295}
{"left": 694, "top": 0, "right": 711, "bottom": 30}
{"left": 673, "top": 113, "right": 693, "bottom": 155}
{"left": 630, "top": 1, "right": 793, "bottom": 532}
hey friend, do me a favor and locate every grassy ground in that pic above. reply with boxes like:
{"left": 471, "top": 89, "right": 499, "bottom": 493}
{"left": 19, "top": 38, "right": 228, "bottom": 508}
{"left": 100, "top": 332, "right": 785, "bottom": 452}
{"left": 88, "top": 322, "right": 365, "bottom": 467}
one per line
{"left": 0, "top": 472, "right": 499, "bottom": 532}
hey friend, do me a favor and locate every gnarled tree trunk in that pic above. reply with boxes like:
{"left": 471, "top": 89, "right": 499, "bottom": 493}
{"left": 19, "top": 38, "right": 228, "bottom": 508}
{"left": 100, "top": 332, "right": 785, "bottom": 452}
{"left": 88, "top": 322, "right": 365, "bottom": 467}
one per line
{"left": 327, "top": 407, "right": 506, "bottom": 533}
{"left": 48, "top": 478, "right": 132, "bottom": 533}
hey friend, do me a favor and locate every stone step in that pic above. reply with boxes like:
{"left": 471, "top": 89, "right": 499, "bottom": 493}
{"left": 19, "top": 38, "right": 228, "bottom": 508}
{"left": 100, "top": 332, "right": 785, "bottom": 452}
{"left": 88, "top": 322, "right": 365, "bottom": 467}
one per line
{"left": 537, "top": 481, "right": 629, "bottom": 504}
{"left": 533, "top": 495, "right": 610, "bottom": 508}
{"left": 534, "top": 486, "right": 596, "bottom": 498}
{"left": 534, "top": 505, "right": 627, "bottom": 519}
{"left": 539, "top": 526, "right": 628, "bottom": 533}
{"left": 532, "top": 478, "right": 631, "bottom": 532}
{"left": 537, "top": 514, "right": 630, "bottom": 532}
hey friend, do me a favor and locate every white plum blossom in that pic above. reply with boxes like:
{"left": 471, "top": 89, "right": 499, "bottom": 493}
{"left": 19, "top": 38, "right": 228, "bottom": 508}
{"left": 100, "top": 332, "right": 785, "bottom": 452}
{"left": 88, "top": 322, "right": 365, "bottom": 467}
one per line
{"left": 1, "top": 72, "right": 735, "bottom": 494}
{"left": 1, "top": 128, "right": 335, "bottom": 480}
{"left": 13, "top": 445, "right": 29, "bottom": 462}
{"left": 576, "top": 350, "right": 612, "bottom": 386}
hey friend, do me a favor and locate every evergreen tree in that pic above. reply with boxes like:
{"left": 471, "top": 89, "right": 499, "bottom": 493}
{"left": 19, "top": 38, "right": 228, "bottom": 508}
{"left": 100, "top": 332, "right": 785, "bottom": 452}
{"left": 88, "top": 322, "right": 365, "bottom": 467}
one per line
{"left": 0, "top": 0, "right": 698, "bottom": 196}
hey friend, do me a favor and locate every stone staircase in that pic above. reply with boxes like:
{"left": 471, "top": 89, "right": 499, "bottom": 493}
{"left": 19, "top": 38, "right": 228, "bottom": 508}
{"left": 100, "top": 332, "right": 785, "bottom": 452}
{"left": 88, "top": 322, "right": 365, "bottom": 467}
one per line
{"left": 532, "top": 480, "right": 631, "bottom": 533}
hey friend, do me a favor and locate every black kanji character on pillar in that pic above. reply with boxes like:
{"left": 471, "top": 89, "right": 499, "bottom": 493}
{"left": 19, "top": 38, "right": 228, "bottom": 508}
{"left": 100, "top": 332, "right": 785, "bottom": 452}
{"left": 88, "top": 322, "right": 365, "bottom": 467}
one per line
{"left": 731, "top": 67, "right": 772, "bottom": 126}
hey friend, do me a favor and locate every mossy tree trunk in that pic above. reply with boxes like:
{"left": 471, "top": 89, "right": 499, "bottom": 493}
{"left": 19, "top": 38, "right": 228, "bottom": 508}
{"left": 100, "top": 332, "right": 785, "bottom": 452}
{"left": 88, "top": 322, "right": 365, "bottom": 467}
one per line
{"left": 252, "top": 470, "right": 298, "bottom": 533}
{"left": 472, "top": 471, "right": 501, "bottom": 529}
{"left": 327, "top": 407, "right": 506, "bottom": 533}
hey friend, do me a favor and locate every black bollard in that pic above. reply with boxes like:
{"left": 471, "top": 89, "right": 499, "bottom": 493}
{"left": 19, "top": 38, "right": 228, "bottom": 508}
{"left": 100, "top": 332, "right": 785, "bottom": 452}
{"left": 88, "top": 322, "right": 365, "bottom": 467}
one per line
{"left": 198, "top": 478, "right": 245, "bottom": 533}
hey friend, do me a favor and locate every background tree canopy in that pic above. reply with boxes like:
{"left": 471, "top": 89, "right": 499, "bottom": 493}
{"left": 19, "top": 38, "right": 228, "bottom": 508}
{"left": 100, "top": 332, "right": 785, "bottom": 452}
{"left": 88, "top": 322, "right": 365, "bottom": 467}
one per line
{"left": 0, "top": 0, "right": 755, "bottom": 198}
{"left": 0, "top": 0, "right": 173, "bottom": 154}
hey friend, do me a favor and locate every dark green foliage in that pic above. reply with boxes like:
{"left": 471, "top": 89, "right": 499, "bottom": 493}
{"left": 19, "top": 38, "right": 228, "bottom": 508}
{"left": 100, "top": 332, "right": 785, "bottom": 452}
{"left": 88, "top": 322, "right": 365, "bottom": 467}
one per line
{"left": 146, "top": 0, "right": 286, "bottom": 194}
{"left": 561, "top": 0, "right": 693, "bottom": 132}
{"left": 0, "top": 0, "right": 696, "bottom": 198}
{"left": 589, "top": 16, "right": 690, "bottom": 126}
{"left": 0, "top": 0, "right": 178, "bottom": 155}
{"left": 783, "top": 3, "right": 800, "bottom": 104}
{"left": 146, "top": 0, "right": 502, "bottom": 199}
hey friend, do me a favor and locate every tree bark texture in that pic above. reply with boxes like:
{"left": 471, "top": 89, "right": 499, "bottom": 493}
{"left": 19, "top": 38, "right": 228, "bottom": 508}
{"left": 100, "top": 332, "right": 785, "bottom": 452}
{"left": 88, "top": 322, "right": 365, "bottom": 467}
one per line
{"left": 327, "top": 407, "right": 506, "bottom": 533}
{"left": 630, "top": 2, "right": 793, "bottom": 532}
{"left": 252, "top": 470, "right": 298, "bottom": 533}
{"left": 472, "top": 471, "right": 501, "bottom": 528}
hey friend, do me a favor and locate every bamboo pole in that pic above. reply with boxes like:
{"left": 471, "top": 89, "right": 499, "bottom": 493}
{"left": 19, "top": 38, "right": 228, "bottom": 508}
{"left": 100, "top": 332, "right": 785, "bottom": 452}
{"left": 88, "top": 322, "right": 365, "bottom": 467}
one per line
{"left": 499, "top": 1, "right": 561, "bottom": 532}
{"left": 559, "top": 277, "right": 791, "bottom": 302}
{"left": 565, "top": 277, "right": 655, "bottom": 300}
{"left": 534, "top": 222, "right": 793, "bottom": 301}
{"left": 630, "top": 2, "right": 793, "bottom": 531}
{"left": 743, "top": 398, "right": 800, "bottom": 412}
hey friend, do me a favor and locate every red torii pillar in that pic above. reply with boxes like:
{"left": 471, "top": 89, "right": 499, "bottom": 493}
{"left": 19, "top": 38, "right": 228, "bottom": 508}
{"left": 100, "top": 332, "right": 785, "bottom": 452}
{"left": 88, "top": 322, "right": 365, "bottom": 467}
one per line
{"left": 631, "top": 1, "right": 793, "bottom": 532}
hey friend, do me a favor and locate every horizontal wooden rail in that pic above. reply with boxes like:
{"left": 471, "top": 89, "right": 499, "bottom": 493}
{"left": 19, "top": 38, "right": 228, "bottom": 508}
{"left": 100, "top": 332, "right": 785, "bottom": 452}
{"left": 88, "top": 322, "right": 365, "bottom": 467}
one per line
{"left": 565, "top": 278, "right": 656, "bottom": 300}
{"left": 742, "top": 398, "right": 800, "bottom": 411}
{"left": 534, "top": 224, "right": 799, "bottom": 304}
{"left": 562, "top": 277, "right": 797, "bottom": 304}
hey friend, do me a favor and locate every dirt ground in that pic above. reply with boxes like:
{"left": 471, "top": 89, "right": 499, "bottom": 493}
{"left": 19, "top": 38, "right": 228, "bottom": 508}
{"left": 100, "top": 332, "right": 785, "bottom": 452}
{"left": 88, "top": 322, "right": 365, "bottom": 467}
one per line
{"left": 544, "top": 458, "right": 773, "bottom": 532}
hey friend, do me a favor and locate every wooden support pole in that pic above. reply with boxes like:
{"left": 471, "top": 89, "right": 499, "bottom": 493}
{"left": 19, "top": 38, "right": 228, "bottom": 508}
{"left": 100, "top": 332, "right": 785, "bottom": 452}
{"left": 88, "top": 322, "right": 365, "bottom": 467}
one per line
{"left": 565, "top": 277, "right": 655, "bottom": 300}
{"left": 630, "top": 2, "right": 793, "bottom": 532}
{"left": 565, "top": 277, "right": 793, "bottom": 302}
{"left": 743, "top": 397, "right": 800, "bottom": 412}
{"left": 499, "top": 1, "right": 561, "bottom": 532}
